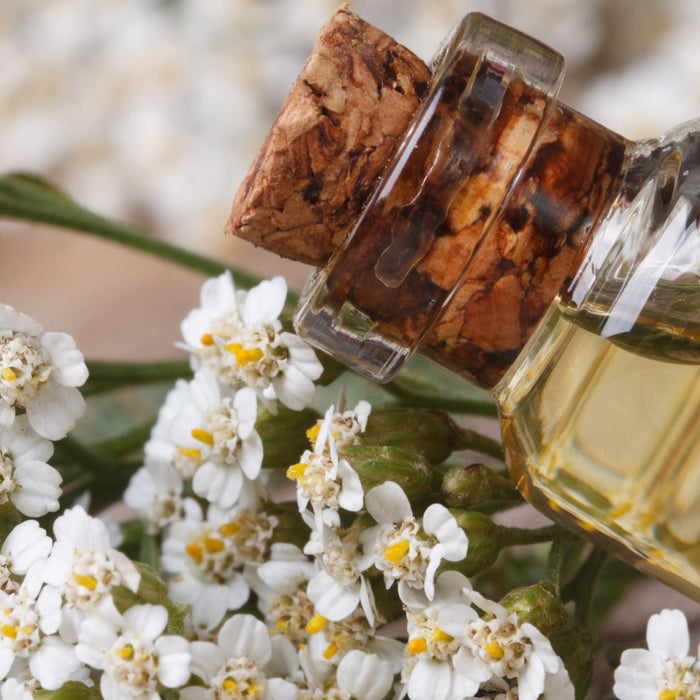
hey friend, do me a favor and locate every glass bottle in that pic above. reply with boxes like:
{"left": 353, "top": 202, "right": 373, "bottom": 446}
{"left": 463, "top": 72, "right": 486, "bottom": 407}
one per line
{"left": 293, "top": 13, "right": 700, "bottom": 598}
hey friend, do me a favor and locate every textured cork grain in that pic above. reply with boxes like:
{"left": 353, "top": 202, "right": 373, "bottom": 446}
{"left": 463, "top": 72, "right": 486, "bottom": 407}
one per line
{"left": 226, "top": 7, "right": 430, "bottom": 266}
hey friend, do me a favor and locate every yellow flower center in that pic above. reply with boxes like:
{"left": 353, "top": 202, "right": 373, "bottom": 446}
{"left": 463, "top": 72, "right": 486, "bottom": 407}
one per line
{"left": 286, "top": 462, "right": 307, "bottom": 482}
{"left": 72, "top": 573, "right": 99, "bottom": 591}
{"left": 486, "top": 642, "right": 505, "bottom": 660}
{"left": 407, "top": 638, "right": 428, "bottom": 655}
{"left": 1, "top": 368, "right": 16, "bottom": 382}
{"left": 192, "top": 428, "right": 215, "bottom": 445}
{"left": 200, "top": 333, "right": 216, "bottom": 346}
{"left": 384, "top": 540, "right": 410, "bottom": 564}
{"left": 306, "top": 614, "right": 326, "bottom": 635}
{"left": 225, "top": 343, "right": 264, "bottom": 366}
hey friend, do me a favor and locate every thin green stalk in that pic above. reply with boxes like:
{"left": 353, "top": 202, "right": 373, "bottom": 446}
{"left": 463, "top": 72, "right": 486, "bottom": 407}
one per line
{"left": 499, "top": 524, "right": 560, "bottom": 548}
{"left": 383, "top": 378, "right": 499, "bottom": 417}
{"left": 84, "top": 359, "right": 192, "bottom": 393}
{"left": 568, "top": 547, "right": 610, "bottom": 627}
{"left": 454, "top": 427, "right": 505, "bottom": 460}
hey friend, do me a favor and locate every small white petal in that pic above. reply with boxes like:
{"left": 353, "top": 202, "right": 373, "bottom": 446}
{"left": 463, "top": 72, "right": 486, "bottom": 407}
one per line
{"left": 11, "top": 461, "right": 62, "bottom": 517}
{"left": 306, "top": 570, "right": 359, "bottom": 621}
{"left": 41, "top": 332, "right": 88, "bottom": 387}
{"left": 365, "top": 481, "right": 413, "bottom": 523}
{"left": 337, "top": 650, "right": 394, "bottom": 700}
{"left": 218, "top": 614, "right": 271, "bottom": 666}
{"left": 123, "top": 605, "right": 168, "bottom": 642}
{"left": 30, "top": 636, "right": 85, "bottom": 690}
{"left": 25, "top": 380, "right": 85, "bottom": 440}
{"left": 337, "top": 461, "right": 363, "bottom": 512}
{"left": 242, "top": 277, "right": 286, "bottom": 326}
{"left": 2, "top": 520, "right": 51, "bottom": 575}
{"left": 646, "top": 608, "right": 690, "bottom": 659}
{"left": 155, "top": 635, "right": 191, "bottom": 688}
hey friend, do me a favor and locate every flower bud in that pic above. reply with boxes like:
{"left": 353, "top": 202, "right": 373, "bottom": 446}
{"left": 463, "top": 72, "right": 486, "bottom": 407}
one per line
{"left": 498, "top": 582, "right": 568, "bottom": 636}
{"left": 442, "top": 463, "right": 521, "bottom": 508}
{"left": 550, "top": 625, "right": 600, "bottom": 700}
{"left": 33, "top": 681, "right": 101, "bottom": 700}
{"left": 340, "top": 445, "right": 436, "bottom": 499}
{"left": 360, "top": 407, "right": 462, "bottom": 464}
{"left": 256, "top": 405, "right": 321, "bottom": 470}
{"left": 445, "top": 510, "right": 503, "bottom": 577}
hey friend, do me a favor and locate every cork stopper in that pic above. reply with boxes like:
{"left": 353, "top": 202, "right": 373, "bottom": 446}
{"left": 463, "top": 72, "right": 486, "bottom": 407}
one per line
{"left": 225, "top": 7, "right": 431, "bottom": 267}
{"left": 228, "top": 10, "right": 628, "bottom": 389}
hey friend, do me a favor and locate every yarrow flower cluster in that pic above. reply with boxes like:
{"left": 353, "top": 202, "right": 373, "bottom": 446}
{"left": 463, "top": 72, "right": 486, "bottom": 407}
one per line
{"left": 3, "top": 271, "right": 680, "bottom": 699}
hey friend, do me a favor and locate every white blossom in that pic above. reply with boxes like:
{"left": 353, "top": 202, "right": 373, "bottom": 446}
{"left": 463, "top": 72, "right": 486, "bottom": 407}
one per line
{"left": 160, "top": 503, "right": 250, "bottom": 632}
{"left": 437, "top": 584, "right": 573, "bottom": 700}
{"left": 40, "top": 505, "right": 141, "bottom": 642}
{"left": 0, "top": 584, "right": 86, "bottom": 691}
{"left": 306, "top": 400, "right": 371, "bottom": 452}
{"left": 399, "top": 571, "right": 477, "bottom": 700}
{"left": 613, "top": 608, "right": 700, "bottom": 700}
{"left": 123, "top": 456, "right": 186, "bottom": 535}
{"left": 180, "top": 272, "right": 322, "bottom": 411}
{"left": 0, "top": 415, "right": 61, "bottom": 517}
{"left": 181, "top": 613, "right": 298, "bottom": 700}
{"left": 0, "top": 520, "right": 52, "bottom": 596}
{"left": 0, "top": 305, "right": 87, "bottom": 440}
{"left": 305, "top": 524, "right": 376, "bottom": 627}
{"left": 287, "top": 404, "right": 364, "bottom": 531}
{"left": 169, "top": 369, "right": 263, "bottom": 509}
{"left": 76, "top": 604, "right": 191, "bottom": 700}
{"left": 359, "top": 481, "right": 468, "bottom": 600}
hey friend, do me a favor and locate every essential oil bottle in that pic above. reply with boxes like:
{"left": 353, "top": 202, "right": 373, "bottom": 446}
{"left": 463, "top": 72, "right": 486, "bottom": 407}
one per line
{"left": 293, "top": 13, "right": 700, "bottom": 598}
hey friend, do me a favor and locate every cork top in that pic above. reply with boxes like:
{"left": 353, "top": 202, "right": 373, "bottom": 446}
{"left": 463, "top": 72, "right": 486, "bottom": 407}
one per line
{"left": 226, "top": 7, "right": 431, "bottom": 267}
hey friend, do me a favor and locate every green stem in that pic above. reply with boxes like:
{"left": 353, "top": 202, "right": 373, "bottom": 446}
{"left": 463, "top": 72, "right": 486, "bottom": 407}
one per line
{"left": 568, "top": 547, "right": 610, "bottom": 627}
{"left": 499, "top": 524, "right": 560, "bottom": 548}
{"left": 454, "top": 427, "right": 504, "bottom": 460}
{"left": 543, "top": 529, "right": 572, "bottom": 597}
{"left": 383, "top": 379, "right": 499, "bottom": 417}
{"left": 84, "top": 359, "right": 192, "bottom": 394}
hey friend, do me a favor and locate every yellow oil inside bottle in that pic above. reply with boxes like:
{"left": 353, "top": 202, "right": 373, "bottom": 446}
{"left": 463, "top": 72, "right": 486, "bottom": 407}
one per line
{"left": 496, "top": 304, "right": 700, "bottom": 598}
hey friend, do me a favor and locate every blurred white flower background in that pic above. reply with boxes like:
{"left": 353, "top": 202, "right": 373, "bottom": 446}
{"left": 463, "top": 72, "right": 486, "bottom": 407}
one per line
{"left": 2, "top": 2, "right": 700, "bottom": 695}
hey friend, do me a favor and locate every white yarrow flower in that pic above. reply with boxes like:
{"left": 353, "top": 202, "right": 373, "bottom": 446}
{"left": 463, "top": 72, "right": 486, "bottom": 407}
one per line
{"left": 41, "top": 505, "right": 141, "bottom": 642}
{"left": 0, "top": 584, "right": 85, "bottom": 690}
{"left": 359, "top": 481, "right": 468, "bottom": 600}
{"left": 437, "top": 584, "right": 573, "bottom": 700}
{"left": 169, "top": 370, "right": 263, "bottom": 509}
{"left": 180, "top": 272, "right": 322, "bottom": 411}
{"left": 76, "top": 604, "right": 191, "bottom": 700}
{"left": 123, "top": 456, "right": 186, "bottom": 535}
{"left": 160, "top": 503, "right": 250, "bottom": 632}
{"left": 287, "top": 404, "right": 364, "bottom": 530}
{"left": 0, "top": 304, "right": 87, "bottom": 440}
{"left": 400, "top": 571, "right": 477, "bottom": 700}
{"left": 0, "top": 415, "right": 61, "bottom": 517}
{"left": 613, "top": 608, "right": 700, "bottom": 700}
{"left": 181, "top": 614, "right": 299, "bottom": 700}
{"left": 0, "top": 520, "right": 52, "bottom": 596}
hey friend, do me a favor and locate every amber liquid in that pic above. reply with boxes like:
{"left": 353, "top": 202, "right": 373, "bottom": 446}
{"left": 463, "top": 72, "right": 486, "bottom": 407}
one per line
{"left": 496, "top": 305, "right": 700, "bottom": 598}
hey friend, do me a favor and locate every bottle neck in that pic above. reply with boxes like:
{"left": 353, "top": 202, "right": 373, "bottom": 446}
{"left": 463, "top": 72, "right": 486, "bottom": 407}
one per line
{"left": 419, "top": 101, "right": 628, "bottom": 389}
{"left": 294, "top": 14, "right": 629, "bottom": 389}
